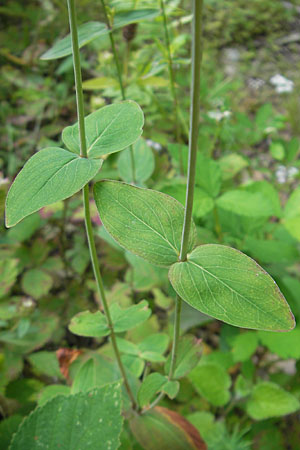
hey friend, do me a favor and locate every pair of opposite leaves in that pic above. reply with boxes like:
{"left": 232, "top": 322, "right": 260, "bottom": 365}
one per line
{"left": 5, "top": 101, "right": 295, "bottom": 333}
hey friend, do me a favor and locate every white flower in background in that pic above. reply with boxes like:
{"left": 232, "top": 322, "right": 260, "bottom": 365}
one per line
{"left": 275, "top": 165, "right": 299, "bottom": 184}
{"left": 208, "top": 110, "right": 232, "bottom": 122}
{"left": 270, "top": 74, "right": 294, "bottom": 93}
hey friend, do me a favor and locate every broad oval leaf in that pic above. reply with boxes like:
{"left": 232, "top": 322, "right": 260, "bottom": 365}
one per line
{"left": 5, "top": 147, "right": 102, "bottom": 227}
{"left": 40, "top": 22, "right": 109, "bottom": 60}
{"left": 10, "top": 384, "right": 123, "bottom": 450}
{"left": 216, "top": 190, "right": 275, "bottom": 218}
{"left": 94, "top": 180, "right": 197, "bottom": 267}
{"left": 62, "top": 101, "right": 144, "bottom": 159}
{"left": 246, "top": 382, "right": 300, "bottom": 420}
{"left": 169, "top": 244, "right": 295, "bottom": 331}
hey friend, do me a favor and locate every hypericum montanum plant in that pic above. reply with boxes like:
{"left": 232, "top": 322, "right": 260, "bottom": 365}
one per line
{"left": 6, "top": 0, "right": 295, "bottom": 449}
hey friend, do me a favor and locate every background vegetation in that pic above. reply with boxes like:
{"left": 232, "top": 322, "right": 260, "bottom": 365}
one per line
{"left": 1, "top": 0, "right": 300, "bottom": 448}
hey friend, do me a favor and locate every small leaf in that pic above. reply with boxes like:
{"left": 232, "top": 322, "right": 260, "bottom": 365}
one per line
{"left": 165, "top": 336, "right": 202, "bottom": 379}
{"left": 82, "top": 77, "right": 119, "bottom": 91}
{"left": 138, "top": 333, "right": 169, "bottom": 356}
{"left": 169, "top": 244, "right": 295, "bottom": 331}
{"left": 162, "top": 380, "right": 180, "bottom": 400}
{"left": 138, "top": 373, "right": 167, "bottom": 407}
{"left": 62, "top": 101, "right": 144, "bottom": 159}
{"left": 5, "top": 147, "right": 102, "bottom": 227}
{"left": 72, "top": 358, "right": 100, "bottom": 394}
{"left": 283, "top": 186, "right": 300, "bottom": 240}
{"left": 94, "top": 180, "right": 196, "bottom": 267}
{"left": 21, "top": 269, "right": 52, "bottom": 299}
{"left": 130, "top": 406, "right": 207, "bottom": 450}
{"left": 10, "top": 384, "right": 123, "bottom": 450}
{"left": 231, "top": 332, "right": 258, "bottom": 362}
{"left": 69, "top": 300, "right": 151, "bottom": 338}
{"left": 188, "top": 362, "right": 231, "bottom": 407}
{"left": 117, "top": 138, "right": 155, "bottom": 184}
{"left": 246, "top": 382, "right": 300, "bottom": 420}
{"left": 38, "top": 385, "right": 71, "bottom": 406}
{"left": 40, "top": 22, "right": 109, "bottom": 60}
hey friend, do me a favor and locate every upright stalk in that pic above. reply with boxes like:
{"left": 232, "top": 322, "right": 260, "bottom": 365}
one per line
{"left": 67, "top": 0, "right": 137, "bottom": 410}
{"left": 100, "top": 0, "right": 136, "bottom": 183}
{"left": 160, "top": 0, "right": 183, "bottom": 174}
{"left": 145, "top": 0, "right": 204, "bottom": 412}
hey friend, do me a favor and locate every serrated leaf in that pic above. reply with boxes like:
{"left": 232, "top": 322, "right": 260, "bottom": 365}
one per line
{"left": 5, "top": 148, "right": 102, "bottom": 227}
{"left": 21, "top": 269, "right": 52, "bottom": 299}
{"left": 69, "top": 300, "right": 151, "bottom": 338}
{"left": 169, "top": 244, "right": 295, "bottom": 331}
{"left": 94, "top": 180, "right": 196, "bottom": 267}
{"left": 62, "top": 101, "right": 144, "bottom": 159}
{"left": 40, "top": 22, "right": 109, "bottom": 60}
{"left": 164, "top": 336, "right": 202, "bottom": 379}
{"left": 246, "top": 382, "right": 300, "bottom": 420}
{"left": 117, "top": 138, "right": 154, "bottom": 184}
{"left": 188, "top": 362, "right": 231, "bottom": 407}
{"left": 10, "top": 384, "right": 123, "bottom": 450}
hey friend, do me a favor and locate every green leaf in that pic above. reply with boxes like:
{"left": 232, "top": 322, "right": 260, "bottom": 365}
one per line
{"left": 0, "top": 259, "right": 19, "bottom": 299}
{"left": 283, "top": 186, "right": 300, "bottom": 240}
{"left": 62, "top": 101, "right": 144, "bottom": 159}
{"left": 169, "top": 244, "right": 295, "bottom": 331}
{"left": 188, "top": 362, "right": 231, "bottom": 407}
{"left": 5, "top": 147, "right": 102, "bottom": 227}
{"left": 231, "top": 332, "right": 258, "bottom": 362}
{"left": 137, "top": 373, "right": 179, "bottom": 407}
{"left": 246, "top": 382, "right": 300, "bottom": 420}
{"left": 94, "top": 180, "right": 196, "bottom": 267}
{"left": 216, "top": 190, "right": 275, "bottom": 218}
{"left": 258, "top": 327, "right": 300, "bottom": 359}
{"left": 219, "top": 153, "right": 248, "bottom": 180}
{"left": 196, "top": 154, "right": 222, "bottom": 198}
{"left": 69, "top": 300, "right": 151, "bottom": 337}
{"left": 40, "top": 22, "right": 109, "bottom": 60}
{"left": 38, "top": 385, "right": 71, "bottom": 406}
{"left": 0, "top": 415, "right": 23, "bottom": 450}
{"left": 117, "top": 139, "right": 154, "bottom": 184}
{"left": 82, "top": 77, "right": 119, "bottom": 91}
{"left": 10, "top": 384, "right": 123, "bottom": 450}
{"left": 164, "top": 336, "right": 202, "bottom": 379}
{"left": 138, "top": 373, "right": 167, "bottom": 407}
{"left": 72, "top": 358, "right": 101, "bottom": 394}
{"left": 27, "top": 351, "right": 62, "bottom": 379}
{"left": 138, "top": 333, "right": 169, "bottom": 357}
{"left": 113, "top": 9, "right": 160, "bottom": 29}
{"left": 21, "top": 269, "right": 52, "bottom": 299}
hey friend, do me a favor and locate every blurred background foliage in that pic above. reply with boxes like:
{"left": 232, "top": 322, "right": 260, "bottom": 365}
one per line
{"left": 1, "top": 0, "right": 300, "bottom": 448}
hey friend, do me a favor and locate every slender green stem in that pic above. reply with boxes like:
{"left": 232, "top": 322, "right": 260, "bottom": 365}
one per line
{"left": 67, "top": 0, "right": 137, "bottom": 410}
{"left": 179, "top": 0, "right": 203, "bottom": 262}
{"left": 144, "top": 0, "right": 204, "bottom": 413}
{"left": 100, "top": 0, "right": 136, "bottom": 183}
{"left": 160, "top": 0, "right": 183, "bottom": 174}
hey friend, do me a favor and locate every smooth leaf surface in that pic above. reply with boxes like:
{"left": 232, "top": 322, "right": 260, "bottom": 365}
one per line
{"left": 169, "top": 245, "right": 295, "bottom": 331}
{"left": 188, "top": 362, "right": 231, "bottom": 407}
{"left": 69, "top": 300, "right": 151, "bottom": 337}
{"left": 246, "top": 382, "right": 300, "bottom": 420}
{"left": 138, "top": 373, "right": 167, "bottom": 407}
{"left": 117, "top": 138, "right": 154, "bottom": 184}
{"left": 258, "top": 327, "right": 300, "bottom": 359}
{"left": 40, "top": 22, "right": 109, "bottom": 60}
{"left": 10, "top": 384, "right": 123, "bottom": 450}
{"left": 5, "top": 148, "right": 102, "bottom": 227}
{"left": 216, "top": 190, "right": 275, "bottom": 217}
{"left": 94, "top": 180, "right": 196, "bottom": 266}
{"left": 62, "top": 101, "right": 144, "bottom": 159}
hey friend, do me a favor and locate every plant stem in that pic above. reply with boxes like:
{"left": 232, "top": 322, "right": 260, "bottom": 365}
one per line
{"left": 100, "top": 0, "right": 136, "bottom": 183}
{"left": 67, "top": 0, "right": 137, "bottom": 410}
{"left": 144, "top": 0, "right": 204, "bottom": 413}
{"left": 160, "top": 0, "right": 183, "bottom": 174}
{"left": 179, "top": 0, "right": 203, "bottom": 262}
